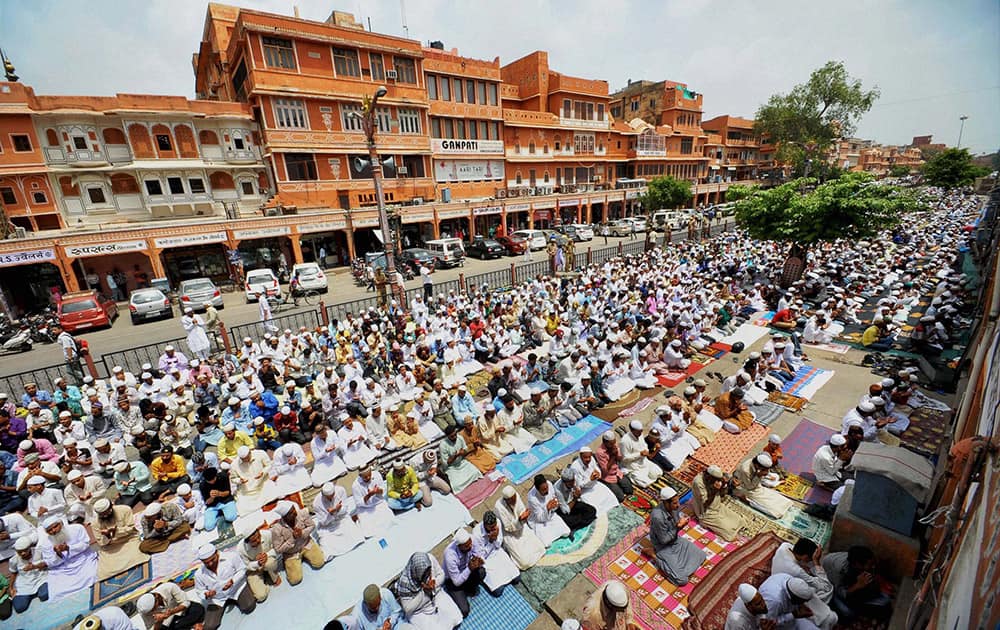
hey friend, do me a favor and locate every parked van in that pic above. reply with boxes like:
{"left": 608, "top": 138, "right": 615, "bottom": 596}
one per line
{"left": 424, "top": 238, "right": 466, "bottom": 268}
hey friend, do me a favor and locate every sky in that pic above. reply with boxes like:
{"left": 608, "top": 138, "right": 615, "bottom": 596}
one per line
{"left": 1, "top": 0, "right": 997, "bottom": 155}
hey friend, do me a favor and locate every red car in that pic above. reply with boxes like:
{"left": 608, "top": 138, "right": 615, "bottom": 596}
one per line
{"left": 58, "top": 290, "right": 119, "bottom": 333}
{"left": 495, "top": 235, "right": 527, "bottom": 255}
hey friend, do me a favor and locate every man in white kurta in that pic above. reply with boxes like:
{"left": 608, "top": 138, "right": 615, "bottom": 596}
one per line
{"left": 62, "top": 470, "right": 107, "bottom": 522}
{"left": 182, "top": 308, "right": 212, "bottom": 360}
{"left": 569, "top": 447, "right": 620, "bottom": 514}
{"left": 472, "top": 510, "right": 521, "bottom": 592}
{"left": 310, "top": 423, "right": 348, "bottom": 485}
{"left": 312, "top": 482, "right": 364, "bottom": 560}
{"left": 351, "top": 465, "right": 394, "bottom": 537}
{"left": 494, "top": 486, "right": 546, "bottom": 570}
{"left": 410, "top": 393, "right": 444, "bottom": 441}
{"left": 337, "top": 415, "right": 378, "bottom": 470}
{"left": 527, "top": 475, "right": 571, "bottom": 547}
{"left": 497, "top": 398, "right": 539, "bottom": 454}
{"left": 37, "top": 516, "right": 99, "bottom": 599}
{"left": 26, "top": 476, "right": 67, "bottom": 520}
{"left": 231, "top": 446, "right": 276, "bottom": 515}
{"left": 734, "top": 453, "right": 792, "bottom": 519}
{"left": 652, "top": 403, "right": 701, "bottom": 470}
{"left": 270, "top": 442, "right": 312, "bottom": 498}
{"left": 620, "top": 421, "right": 663, "bottom": 488}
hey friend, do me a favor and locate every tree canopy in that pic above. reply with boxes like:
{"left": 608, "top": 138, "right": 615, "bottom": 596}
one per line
{"left": 889, "top": 164, "right": 912, "bottom": 178}
{"left": 921, "top": 148, "right": 989, "bottom": 189}
{"left": 733, "top": 172, "right": 917, "bottom": 246}
{"left": 754, "top": 61, "right": 879, "bottom": 178}
{"left": 641, "top": 175, "right": 693, "bottom": 211}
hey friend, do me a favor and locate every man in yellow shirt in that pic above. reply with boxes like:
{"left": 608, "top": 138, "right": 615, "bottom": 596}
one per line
{"left": 217, "top": 423, "right": 255, "bottom": 463}
{"left": 861, "top": 318, "right": 894, "bottom": 351}
{"left": 149, "top": 446, "right": 190, "bottom": 496}
{"left": 386, "top": 460, "right": 424, "bottom": 512}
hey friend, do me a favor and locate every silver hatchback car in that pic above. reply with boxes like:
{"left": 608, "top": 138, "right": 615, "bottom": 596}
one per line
{"left": 178, "top": 277, "right": 225, "bottom": 311}
{"left": 129, "top": 288, "right": 173, "bottom": 325}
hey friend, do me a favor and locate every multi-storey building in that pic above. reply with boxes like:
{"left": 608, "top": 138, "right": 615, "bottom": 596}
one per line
{"left": 3, "top": 3, "right": 770, "bottom": 314}
{"left": 610, "top": 79, "right": 709, "bottom": 186}
{"left": 701, "top": 115, "right": 760, "bottom": 182}
{"left": 500, "top": 51, "right": 637, "bottom": 226}
{"left": 0, "top": 81, "right": 268, "bottom": 311}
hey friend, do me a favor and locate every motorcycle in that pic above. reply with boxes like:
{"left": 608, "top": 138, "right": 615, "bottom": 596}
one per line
{"left": 0, "top": 326, "right": 33, "bottom": 354}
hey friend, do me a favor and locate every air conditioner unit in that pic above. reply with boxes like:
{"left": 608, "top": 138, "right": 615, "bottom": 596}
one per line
{"left": 397, "top": 166, "right": 408, "bottom": 176}
{"left": 495, "top": 188, "right": 507, "bottom": 199}
{"left": 14, "top": 227, "right": 27, "bottom": 239}
{"left": 385, "top": 69, "right": 398, "bottom": 80}
{"left": 527, "top": 187, "right": 537, "bottom": 196}
{"left": 411, "top": 197, "right": 423, "bottom": 205}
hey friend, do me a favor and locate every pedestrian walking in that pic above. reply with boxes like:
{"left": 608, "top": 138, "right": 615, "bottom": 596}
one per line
{"left": 601, "top": 223, "right": 609, "bottom": 245}
{"left": 257, "top": 291, "right": 277, "bottom": 333}
{"left": 420, "top": 263, "right": 433, "bottom": 300}
{"left": 203, "top": 301, "right": 223, "bottom": 351}
{"left": 374, "top": 267, "right": 388, "bottom": 308}
{"left": 54, "top": 323, "right": 85, "bottom": 385}
{"left": 318, "top": 246, "right": 327, "bottom": 269}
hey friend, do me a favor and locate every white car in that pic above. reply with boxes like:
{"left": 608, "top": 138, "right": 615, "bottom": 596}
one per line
{"left": 568, "top": 223, "right": 594, "bottom": 241}
{"left": 511, "top": 229, "right": 547, "bottom": 250}
{"left": 292, "top": 262, "right": 328, "bottom": 293}
{"left": 245, "top": 268, "right": 282, "bottom": 303}
{"left": 624, "top": 217, "right": 648, "bottom": 232}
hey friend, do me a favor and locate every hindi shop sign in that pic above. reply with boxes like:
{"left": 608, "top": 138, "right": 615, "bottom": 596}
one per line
{"left": 153, "top": 231, "right": 228, "bottom": 248}
{"left": 431, "top": 139, "right": 504, "bottom": 155}
{"left": 232, "top": 226, "right": 291, "bottom": 240}
{"left": 0, "top": 248, "right": 57, "bottom": 267}
{"left": 472, "top": 205, "right": 502, "bottom": 216}
{"left": 63, "top": 240, "right": 148, "bottom": 258}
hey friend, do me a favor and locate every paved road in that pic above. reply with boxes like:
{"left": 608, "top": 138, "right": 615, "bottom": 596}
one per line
{"left": 8, "top": 231, "right": 678, "bottom": 374}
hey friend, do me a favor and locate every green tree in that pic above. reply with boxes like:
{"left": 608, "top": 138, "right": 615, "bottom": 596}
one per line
{"left": 641, "top": 175, "right": 692, "bottom": 211}
{"left": 889, "top": 164, "right": 911, "bottom": 177}
{"left": 922, "top": 148, "right": 989, "bottom": 188}
{"left": 754, "top": 61, "right": 879, "bottom": 179}
{"left": 734, "top": 172, "right": 916, "bottom": 251}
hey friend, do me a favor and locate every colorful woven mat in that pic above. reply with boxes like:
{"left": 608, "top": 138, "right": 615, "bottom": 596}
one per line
{"left": 690, "top": 422, "right": 768, "bottom": 475}
{"left": 767, "top": 390, "right": 809, "bottom": 412}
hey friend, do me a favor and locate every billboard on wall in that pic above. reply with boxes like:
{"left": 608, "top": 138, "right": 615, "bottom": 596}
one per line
{"left": 433, "top": 159, "right": 505, "bottom": 183}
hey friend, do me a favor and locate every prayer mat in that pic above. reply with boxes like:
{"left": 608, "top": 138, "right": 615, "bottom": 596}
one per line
{"left": 781, "top": 365, "right": 835, "bottom": 400}
{"left": 495, "top": 414, "right": 612, "bottom": 484}
{"left": 649, "top": 473, "right": 695, "bottom": 503}
{"left": 774, "top": 505, "right": 833, "bottom": 546}
{"left": 709, "top": 341, "right": 732, "bottom": 353}
{"left": 773, "top": 472, "right": 814, "bottom": 501}
{"left": 456, "top": 472, "right": 505, "bottom": 510}
{"left": 729, "top": 501, "right": 799, "bottom": 544}
{"left": 515, "top": 506, "right": 644, "bottom": 610}
{"left": 462, "top": 585, "right": 538, "bottom": 630}
{"left": 752, "top": 312, "right": 776, "bottom": 326}
{"left": 690, "top": 422, "right": 768, "bottom": 475}
{"left": 717, "top": 322, "right": 772, "bottom": 350}
{"left": 13, "top": 583, "right": 92, "bottom": 630}
{"left": 682, "top": 532, "right": 784, "bottom": 630}
{"left": 803, "top": 341, "right": 850, "bottom": 354}
{"left": 699, "top": 346, "right": 728, "bottom": 359}
{"left": 780, "top": 419, "right": 836, "bottom": 478}
{"left": 670, "top": 458, "right": 708, "bottom": 487}
{"left": 91, "top": 560, "right": 152, "bottom": 609}
{"left": 900, "top": 407, "right": 952, "bottom": 459}
{"left": 749, "top": 400, "right": 785, "bottom": 427}
{"left": 598, "top": 387, "right": 642, "bottom": 414}
{"left": 622, "top": 492, "right": 657, "bottom": 522}
{"left": 583, "top": 520, "right": 744, "bottom": 630}
{"left": 657, "top": 359, "right": 713, "bottom": 387}
{"left": 767, "top": 390, "right": 809, "bottom": 412}
{"left": 536, "top": 512, "right": 609, "bottom": 566}
{"left": 618, "top": 396, "right": 656, "bottom": 418}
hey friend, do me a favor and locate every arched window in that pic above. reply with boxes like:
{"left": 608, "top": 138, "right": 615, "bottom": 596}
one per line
{"left": 174, "top": 125, "right": 198, "bottom": 158}
{"left": 59, "top": 176, "right": 79, "bottom": 197}
{"left": 198, "top": 129, "right": 219, "bottom": 145}
{"left": 102, "top": 128, "right": 126, "bottom": 145}
{"left": 110, "top": 173, "right": 140, "bottom": 194}
{"left": 128, "top": 124, "right": 154, "bottom": 158}
{"left": 45, "top": 129, "right": 59, "bottom": 147}
{"left": 209, "top": 171, "right": 235, "bottom": 189}
{"left": 150, "top": 124, "right": 176, "bottom": 158}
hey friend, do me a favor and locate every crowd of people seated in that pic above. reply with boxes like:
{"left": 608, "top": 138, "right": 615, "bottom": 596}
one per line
{"left": 0, "top": 185, "right": 981, "bottom": 629}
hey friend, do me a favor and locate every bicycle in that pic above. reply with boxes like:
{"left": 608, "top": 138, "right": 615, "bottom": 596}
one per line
{"left": 267, "top": 289, "right": 320, "bottom": 313}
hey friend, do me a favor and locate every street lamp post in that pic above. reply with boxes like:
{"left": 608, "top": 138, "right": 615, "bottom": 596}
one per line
{"left": 957, "top": 115, "right": 969, "bottom": 149}
{"left": 356, "top": 86, "right": 405, "bottom": 306}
